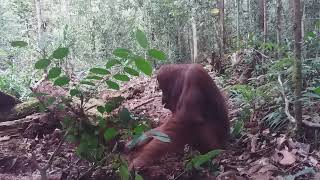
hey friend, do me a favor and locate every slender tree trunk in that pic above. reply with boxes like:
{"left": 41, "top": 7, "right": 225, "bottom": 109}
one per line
{"left": 258, "top": 0, "right": 264, "bottom": 32}
{"left": 91, "top": 20, "right": 96, "bottom": 53}
{"left": 292, "top": 0, "right": 303, "bottom": 130}
{"left": 248, "top": 0, "right": 251, "bottom": 28}
{"left": 34, "top": 0, "right": 46, "bottom": 56}
{"left": 219, "top": 0, "right": 225, "bottom": 56}
{"left": 189, "top": 27, "right": 193, "bottom": 62}
{"left": 301, "top": 1, "right": 305, "bottom": 40}
{"left": 236, "top": 0, "right": 240, "bottom": 49}
{"left": 191, "top": 8, "right": 198, "bottom": 63}
{"left": 276, "top": 0, "right": 282, "bottom": 58}
{"left": 263, "top": 0, "right": 267, "bottom": 44}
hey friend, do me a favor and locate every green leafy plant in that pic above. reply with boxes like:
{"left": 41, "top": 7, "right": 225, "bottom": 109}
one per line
{"left": 26, "top": 29, "right": 169, "bottom": 179}
{"left": 185, "top": 149, "right": 222, "bottom": 171}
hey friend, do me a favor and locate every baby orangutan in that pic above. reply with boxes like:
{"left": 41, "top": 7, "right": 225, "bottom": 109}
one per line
{"left": 128, "top": 64, "right": 229, "bottom": 169}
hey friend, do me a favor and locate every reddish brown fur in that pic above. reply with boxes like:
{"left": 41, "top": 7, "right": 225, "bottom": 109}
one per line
{"left": 129, "top": 64, "right": 229, "bottom": 169}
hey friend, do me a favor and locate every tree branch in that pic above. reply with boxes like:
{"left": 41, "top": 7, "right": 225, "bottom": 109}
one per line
{"left": 277, "top": 74, "right": 296, "bottom": 124}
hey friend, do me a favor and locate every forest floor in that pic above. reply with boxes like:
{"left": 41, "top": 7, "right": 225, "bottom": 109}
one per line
{"left": 0, "top": 65, "right": 320, "bottom": 180}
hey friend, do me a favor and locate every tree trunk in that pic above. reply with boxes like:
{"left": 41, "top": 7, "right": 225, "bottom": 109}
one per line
{"left": 34, "top": 0, "right": 46, "bottom": 56}
{"left": 263, "top": 0, "right": 267, "bottom": 44}
{"left": 276, "top": 0, "right": 282, "bottom": 58}
{"left": 248, "top": 0, "right": 251, "bottom": 28}
{"left": 301, "top": 0, "right": 305, "bottom": 40}
{"left": 219, "top": 0, "right": 225, "bottom": 56}
{"left": 292, "top": 0, "right": 303, "bottom": 130}
{"left": 191, "top": 8, "right": 198, "bottom": 63}
{"left": 258, "top": 0, "right": 264, "bottom": 32}
{"left": 189, "top": 27, "right": 193, "bottom": 62}
{"left": 236, "top": 0, "right": 240, "bottom": 49}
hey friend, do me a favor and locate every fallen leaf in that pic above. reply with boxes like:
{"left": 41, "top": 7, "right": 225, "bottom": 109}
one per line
{"left": 308, "top": 156, "right": 318, "bottom": 167}
{"left": 277, "top": 150, "right": 296, "bottom": 166}
{"left": 251, "top": 172, "right": 276, "bottom": 180}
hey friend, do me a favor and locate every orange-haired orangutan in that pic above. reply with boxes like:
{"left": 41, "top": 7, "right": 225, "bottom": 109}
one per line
{"left": 129, "top": 64, "right": 229, "bottom": 169}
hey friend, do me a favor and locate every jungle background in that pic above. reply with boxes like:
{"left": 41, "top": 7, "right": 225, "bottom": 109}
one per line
{"left": 0, "top": 0, "right": 319, "bottom": 179}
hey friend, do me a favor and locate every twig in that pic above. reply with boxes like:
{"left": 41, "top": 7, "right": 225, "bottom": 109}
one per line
{"left": 84, "top": 104, "right": 97, "bottom": 111}
{"left": 302, "top": 120, "right": 320, "bottom": 128}
{"left": 277, "top": 74, "right": 296, "bottom": 124}
{"left": 45, "top": 132, "right": 68, "bottom": 170}
{"left": 132, "top": 98, "right": 155, "bottom": 110}
{"left": 173, "top": 170, "right": 186, "bottom": 180}
{"left": 31, "top": 153, "right": 48, "bottom": 180}
{"left": 78, "top": 142, "right": 118, "bottom": 179}
{"left": 253, "top": 49, "right": 269, "bottom": 59}
{"left": 30, "top": 132, "right": 68, "bottom": 180}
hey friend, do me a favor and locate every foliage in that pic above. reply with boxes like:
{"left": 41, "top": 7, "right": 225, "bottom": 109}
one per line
{"left": 16, "top": 29, "right": 168, "bottom": 179}
{"left": 185, "top": 149, "right": 222, "bottom": 171}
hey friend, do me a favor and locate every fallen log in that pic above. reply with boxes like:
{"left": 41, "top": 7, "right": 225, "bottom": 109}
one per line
{"left": 0, "top": 99, "right": 40, "bottom": 122}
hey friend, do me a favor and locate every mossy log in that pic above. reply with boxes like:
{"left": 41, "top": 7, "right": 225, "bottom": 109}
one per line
{"left": 0, "top": 92, "right": 40, "bottom": 122}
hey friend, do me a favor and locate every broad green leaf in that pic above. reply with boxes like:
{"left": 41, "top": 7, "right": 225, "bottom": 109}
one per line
{"left": 113, "top": 74, "right": 130, "bottom": 82}
{"left": 113, "top": 48, "right": 131, "bottom": 58}
{"left": 54, "top": 76, "right": 70, "bottom": 86}
{"left": 97, "top": 106, "right": 105, "bottom": 114}
{"left": 149, "top": 130, "right": 170, "bottom": 143}
{"left": 48, "top": 67, "right": 62, "bottom": 79}
{"left": 127, "top": 133, "right": 149, "bottom": 150}
{"left": 106, "top": 59, "right": 121, "bottom": 69}
{"left": 135, "top": 29, "right": 149, "bottom": 48}
{"left": 306, "top": 31, "right": 316, "bottom": 39}
{"left": 70, "top": 89, "right": 81, "bottom": 96}
{"left": 119, "top": 165, "right": 130, "bottom": 180}
{"left": 105, "top": 104, "right": 115, "bottom": 113}
{"left": 86, "top": 75, "right": 103, "bottom": 80}
{"left": 52, "top": 47, "right": 69, "bottom": 59}
{"left": 187, "top": 149, "right": 222, "bottom": 170}
{"left": 80, "top": 80, "right": 95, "bottom": 86}
{"left": 193, "top": 150, "right": 221, "bottom": 169}
{"left": 124, "top": 67, "right": 139, "bottom": 76}
{"left": 104, "top": 128, "right": 117, "bottom": 141}
{"left": 148, "top": 49, "right": 166, "bottom": 60}
{"left": 90, "top": 68, "right": 110, "bottom": 75}
{"left": 106, "top": 80, "right": 120, "bottom": 90}
{"left": 105, "top": 96, "right": 125, "bottom": 113}
{"left": 98, "top": 116, "right": 106, "bottom": 129}
{"left": 134, "top": 124, "right": 148, "bottom": 136}
{"left": 134, "top": 56, "right": 152, "bottom": 76}
{"left": 119, "top": 108, "right": 133, "bottom": 123}
{"left": 35, "top": 59, "right": 51, "bottom": 69}
{"left": 313, "top": 87, "right": 320, "bottom": 95}
{"left": 153, "top": 136, "right": 171, "bottom": 143}
{"left": 135, "top": 173, "right": 143, "bottom": 180}
{"left": 10, "top": 41, "right": 28, "bottom": 47}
